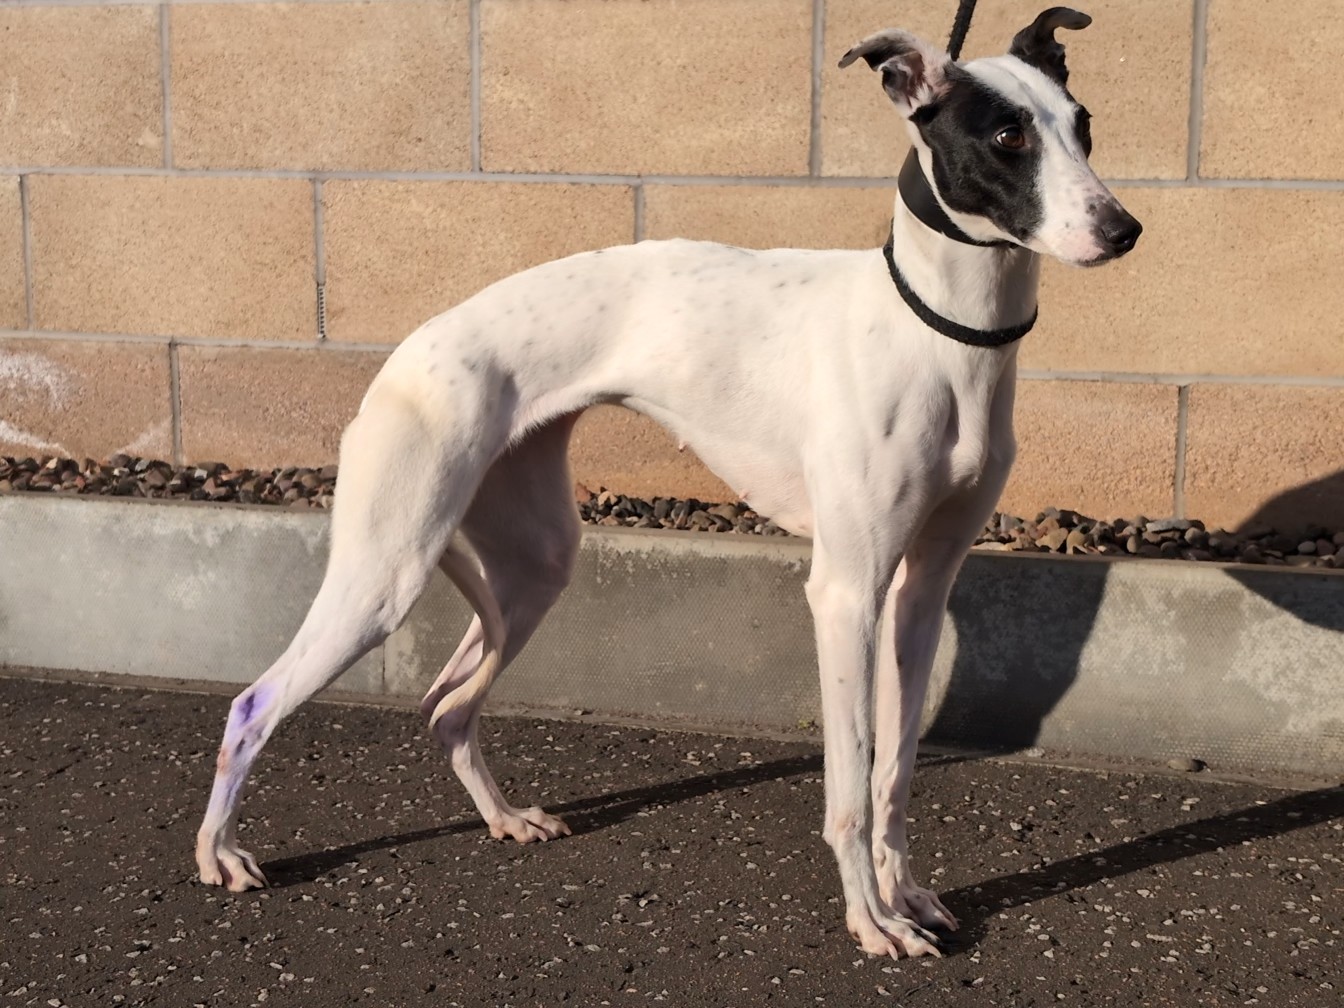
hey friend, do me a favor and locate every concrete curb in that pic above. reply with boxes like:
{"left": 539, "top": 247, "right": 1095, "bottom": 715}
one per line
{"left": 1, "top": 494, "right": 1341, "bottom": 777}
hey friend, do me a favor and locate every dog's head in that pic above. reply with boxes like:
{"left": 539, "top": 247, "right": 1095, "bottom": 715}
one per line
{"left": 840, "top": 7, "right": 1141, "bottom": 266}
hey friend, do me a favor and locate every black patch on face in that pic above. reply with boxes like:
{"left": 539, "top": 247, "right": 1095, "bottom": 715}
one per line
{"left": 914, "top": 67, "right": 1044, "bottom": 243}
{"left": 1075, "top": 105, "right": 1093, "bottom": 158}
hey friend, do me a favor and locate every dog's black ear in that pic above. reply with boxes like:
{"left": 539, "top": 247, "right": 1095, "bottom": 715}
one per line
{"left": 1009, "top": 7, "right": 1091, "bottom": 86}
{"left": 838, "top": 30, "right": 951, "bottom": 115}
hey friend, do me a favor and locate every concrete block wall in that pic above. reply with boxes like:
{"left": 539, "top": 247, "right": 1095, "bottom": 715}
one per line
{"left": 1, "top": 0, "right": 1342, "bottom": 531}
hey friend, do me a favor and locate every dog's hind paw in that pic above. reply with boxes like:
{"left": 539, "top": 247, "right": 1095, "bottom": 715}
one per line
{"left": 196, "top": 840, "right": 268, "bottom": 892}
{"left": 486, "top": 806, "right": 572, "bottom": 843}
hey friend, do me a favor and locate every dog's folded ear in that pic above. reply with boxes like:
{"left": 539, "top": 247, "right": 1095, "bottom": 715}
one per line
{"left": 1009, "top": 7, "right": 1091, "bottom": 86}
{"left": 838, "top": 30, "right": 951, "bottom": 116}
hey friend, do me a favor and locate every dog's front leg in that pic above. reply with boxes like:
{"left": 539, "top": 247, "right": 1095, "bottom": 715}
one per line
{"left": 869, "top": 545, "right": 963, "bottom": 934}
{"left": 806, "top": 534, "right": 944, "bottom": 960}
{"left": 870, "top": 482, "right": 1007, "bottom": 935}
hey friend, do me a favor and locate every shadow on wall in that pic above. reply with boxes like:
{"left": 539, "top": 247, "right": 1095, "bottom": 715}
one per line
{"left": 1223, "top": 468, "right": 1344, "bottom": 631}
{"left": 925, "top": 469, "right": 1344, "bottom": 753}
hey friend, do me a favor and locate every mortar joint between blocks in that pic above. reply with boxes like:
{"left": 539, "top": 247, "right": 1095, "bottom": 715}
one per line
{"left": 18, "top": 175, "right": 35, "bottom": 330}
{"left": 1173, "top": 384, "right": 1191, "bottom": 519}
{"left": 168, "top": 340, "right": 184, "bottom": 466}
{"left": 1186, "top": 0, "right": 1210, "bottom": 183}
{"left": 632, "top": 183, "right": 645, "bottom": 243}
{"left": 159, "top": 3, "right": 174, "bottom": 170}
{"left": 809, "top": 0, "right": 825, "bottom": 177}
{"left": 469, "top": 0, "right": 482, "bottom": 174}
{"left": 313, "top": 178, "right": 327, "bottom": 340}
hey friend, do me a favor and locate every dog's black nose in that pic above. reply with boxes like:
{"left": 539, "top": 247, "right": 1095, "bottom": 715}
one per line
{"left": 1100, "top": 210, "right": 1142, "bottom": 255}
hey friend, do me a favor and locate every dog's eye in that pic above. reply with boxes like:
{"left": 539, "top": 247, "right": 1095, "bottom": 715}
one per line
{"left": 994, "top": 126, "right": 1027, "bottom": 150}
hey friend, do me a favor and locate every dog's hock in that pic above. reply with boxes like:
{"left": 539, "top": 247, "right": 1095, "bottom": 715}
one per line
{"left": 1009, "top": 7, "right": 1092, "bottom": 86}
{"left": 838, "top": 30, "right": 950, "bottom": 115}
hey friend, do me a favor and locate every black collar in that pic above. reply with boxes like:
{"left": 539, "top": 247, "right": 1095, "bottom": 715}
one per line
{"left": 882, "top": 228, "right": 1037, "bottom": 348}
{"left": 897, "top": 149, "right": 1012, "bottom": 249}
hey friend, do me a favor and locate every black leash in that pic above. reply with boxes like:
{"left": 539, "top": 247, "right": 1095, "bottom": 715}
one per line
{"left": 886, "top": 0, "right": 1037, "bottom": 347}
{"left": 946, "top": 0, "right": 978, "bottom": 59}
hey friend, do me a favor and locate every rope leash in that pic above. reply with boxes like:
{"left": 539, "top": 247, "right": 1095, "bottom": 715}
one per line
{"left": 946, "top": 0, "right": 979, "bottom": 60}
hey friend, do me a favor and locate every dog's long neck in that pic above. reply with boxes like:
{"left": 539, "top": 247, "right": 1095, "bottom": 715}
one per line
{"left": 887, "top": 190, "right": 1040, "bottom": 339}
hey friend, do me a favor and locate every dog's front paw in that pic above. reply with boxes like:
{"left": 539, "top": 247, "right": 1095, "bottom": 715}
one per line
{"left": 898, "top": 884, "right": 959, "bottom": 932}
{"left": 486, "top": 805, "right": 572, "bottom": 843}
{"left": 846, "top": 905, "right": 945, "bottom": 959}
{"left": 879, "top": 878, "right": 960, "bottom": 933}
{"left": 196, "top": 835, "right": 268, "bottom": 892}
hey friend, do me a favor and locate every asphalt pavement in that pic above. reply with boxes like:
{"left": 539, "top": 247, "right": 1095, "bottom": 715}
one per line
{"left": 1, "top": 676, "right": 1339, "bottom": 1007}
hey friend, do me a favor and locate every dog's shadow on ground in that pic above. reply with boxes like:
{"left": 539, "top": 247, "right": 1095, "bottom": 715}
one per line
{"left": 265, "top": 748, "right": 1342, "bottom": 956}
{"left": 263, "top": 751, "right": 829, "bottom": 888}
{"left": 940, "top": 783, "right": 1344, "bottom": 953}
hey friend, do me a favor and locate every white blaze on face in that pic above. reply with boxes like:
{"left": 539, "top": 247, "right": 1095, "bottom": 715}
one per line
{"left": 965, "top": 56, "right": 1123, "bottom": 264}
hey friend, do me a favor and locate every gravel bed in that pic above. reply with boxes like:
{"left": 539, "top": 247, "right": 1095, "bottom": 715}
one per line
{"left": 4, "top": 454, "right": 1343, "bottom": 569}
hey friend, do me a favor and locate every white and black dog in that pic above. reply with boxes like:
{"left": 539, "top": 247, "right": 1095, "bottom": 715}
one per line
{"left": 196, "top": 8, "right": 1140, "bottom": 960}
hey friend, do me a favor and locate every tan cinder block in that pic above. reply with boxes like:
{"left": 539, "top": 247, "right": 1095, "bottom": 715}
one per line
{"left": 0, "top": 179, "right": 25, "bottom": 328}
{"left": 480, "top": 0, "right": 812, "bottom": 175}
{"left": 0, "top": 5, "right": 162, "bottom": 167}
{"left": 323, "top": 181, "right": 633, "bottom": 344}
{"left": 30, "top": 175, "right": 314, "bottom": 341}
{"left": 823, "top": 1, "right": 1191, "bottom": 179}
{"left": 178, "top": 346, "right": 387, "bottom": 467}
{"left": 1202, "top": 1, "right": 1341, "bottom": 179}
{"left": 171, "top": 1, "right": 470, "bottom": 171}
{"left": 1027, "top": 187, "right": 1344, "bottom": 378}
{"left": 570, "top": 406, "right": 733, "bottom": 502}
{"left": 1185, "top": 384, "right": 1344, "bottom": 532}
{"left": 1000, "top": 379, "right": 1178, "bottom": 519}
{"left": 644, "top": 185, "right": 895, "bottom": 249}
{"left": 0, "top": 339, "right": 171, "bottom": 459}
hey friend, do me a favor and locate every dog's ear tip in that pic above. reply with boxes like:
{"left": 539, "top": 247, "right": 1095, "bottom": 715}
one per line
{"left": 1010, "top": 7, "right": 1092, "bottom": 84}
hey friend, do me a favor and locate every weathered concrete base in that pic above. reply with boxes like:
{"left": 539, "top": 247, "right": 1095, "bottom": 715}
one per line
{"left": 2, "top": 494, "right": 1341, "bottom": 777}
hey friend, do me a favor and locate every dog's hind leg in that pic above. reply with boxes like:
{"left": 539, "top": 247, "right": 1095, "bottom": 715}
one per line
{"left": 195, "top": 380, "right": 504, "bottom": 891}
{"left": 420, "top": 416, "right": 581, "bottom": 842}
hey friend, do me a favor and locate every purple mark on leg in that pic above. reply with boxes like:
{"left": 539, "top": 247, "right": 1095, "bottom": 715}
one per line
{"left": 229, "top": 685, "right": 268, "bottom": 731}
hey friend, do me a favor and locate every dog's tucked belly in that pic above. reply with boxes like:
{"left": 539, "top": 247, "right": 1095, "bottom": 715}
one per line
{"left": 620, "top": 395, "right": 815, "bottom": 536}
